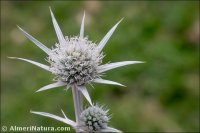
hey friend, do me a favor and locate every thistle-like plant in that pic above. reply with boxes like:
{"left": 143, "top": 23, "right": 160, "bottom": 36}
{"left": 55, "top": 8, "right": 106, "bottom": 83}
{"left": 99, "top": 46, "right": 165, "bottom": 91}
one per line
{"left": 31, "top": 104, "right": 121, "bottom": 132}
{"left": 10, "top": 8, "right": 143, "bottom": 132}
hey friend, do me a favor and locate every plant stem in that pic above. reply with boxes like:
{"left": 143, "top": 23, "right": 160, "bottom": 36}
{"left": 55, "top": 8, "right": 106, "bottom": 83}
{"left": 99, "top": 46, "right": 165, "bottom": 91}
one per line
{"left": 78, "top": 90, "right": 83, "bottom": 111}
{"left": 72, "top": 84, "right": 82, "bottom": 132}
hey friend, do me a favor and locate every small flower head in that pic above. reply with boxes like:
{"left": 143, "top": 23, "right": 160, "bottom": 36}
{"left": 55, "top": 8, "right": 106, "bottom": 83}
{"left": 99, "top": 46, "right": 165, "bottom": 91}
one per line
{"left": 48, "top": 36, "right": 103, "bottom": 85}
{"left": 79, "top": 105, "right": 110, "bottom": 132}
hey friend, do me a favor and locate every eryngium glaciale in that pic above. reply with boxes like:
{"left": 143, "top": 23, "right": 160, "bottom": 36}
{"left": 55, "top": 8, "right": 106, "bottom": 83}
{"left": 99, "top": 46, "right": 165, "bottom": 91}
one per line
{"left": 79, "top": 105, "right": 109, "bottom": 132}
{"left": 49, "top": 36, "right": 103, "bottom": 85}
{"left": 31, "top": 105, "right": 122, "bottom": 132}
{"left": 9, "top": 8, "right": 143, "bottom": 104}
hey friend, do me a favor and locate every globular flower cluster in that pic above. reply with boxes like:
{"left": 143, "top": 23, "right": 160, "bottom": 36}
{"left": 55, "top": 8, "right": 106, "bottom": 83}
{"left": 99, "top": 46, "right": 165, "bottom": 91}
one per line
{"left": 48, "top": 36, "right": 103, "bottom": 85}
{"left": 79, "top": 105, "right": 110, "bottom": 132}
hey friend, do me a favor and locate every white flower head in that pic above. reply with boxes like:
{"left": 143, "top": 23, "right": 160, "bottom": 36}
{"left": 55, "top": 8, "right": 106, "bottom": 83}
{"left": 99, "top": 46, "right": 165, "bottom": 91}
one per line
{"left": 9, "top": 8, "right": 144, "bottom": 105}
{"left": 49, "top": 36, "right": 103, "bottom": 85}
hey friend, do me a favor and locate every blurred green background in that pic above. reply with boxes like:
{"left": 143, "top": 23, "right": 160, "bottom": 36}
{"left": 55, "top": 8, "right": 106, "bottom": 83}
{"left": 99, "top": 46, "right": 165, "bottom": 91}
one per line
{"left": 1, "top": 1, "right": 199, "bottom": 132}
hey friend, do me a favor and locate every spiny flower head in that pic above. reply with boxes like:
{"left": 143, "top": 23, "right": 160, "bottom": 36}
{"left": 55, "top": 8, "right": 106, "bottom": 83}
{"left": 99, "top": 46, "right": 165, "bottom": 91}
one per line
{"left": 48, "top": 36, "right": 103, "bottom": 85}
{"left": 31, "top": 106, "right": 122, "bottom": 132}
{"left": 79, "top": 105, "right": 110, "bottom": 132}
{"left": 10, "top": 8, "right": 144, "bottom": 105}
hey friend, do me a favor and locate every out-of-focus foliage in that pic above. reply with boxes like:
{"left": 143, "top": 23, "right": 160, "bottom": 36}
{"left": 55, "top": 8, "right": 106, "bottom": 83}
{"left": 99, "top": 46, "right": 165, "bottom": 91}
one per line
{"left": 1, "top": 1, "right": 199, "bottom": 132}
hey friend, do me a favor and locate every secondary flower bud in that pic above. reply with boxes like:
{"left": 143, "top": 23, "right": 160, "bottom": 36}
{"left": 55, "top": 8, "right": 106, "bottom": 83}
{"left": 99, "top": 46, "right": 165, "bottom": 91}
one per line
{"left": 79, "top": 105, "right": 110, "bottom": 132}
